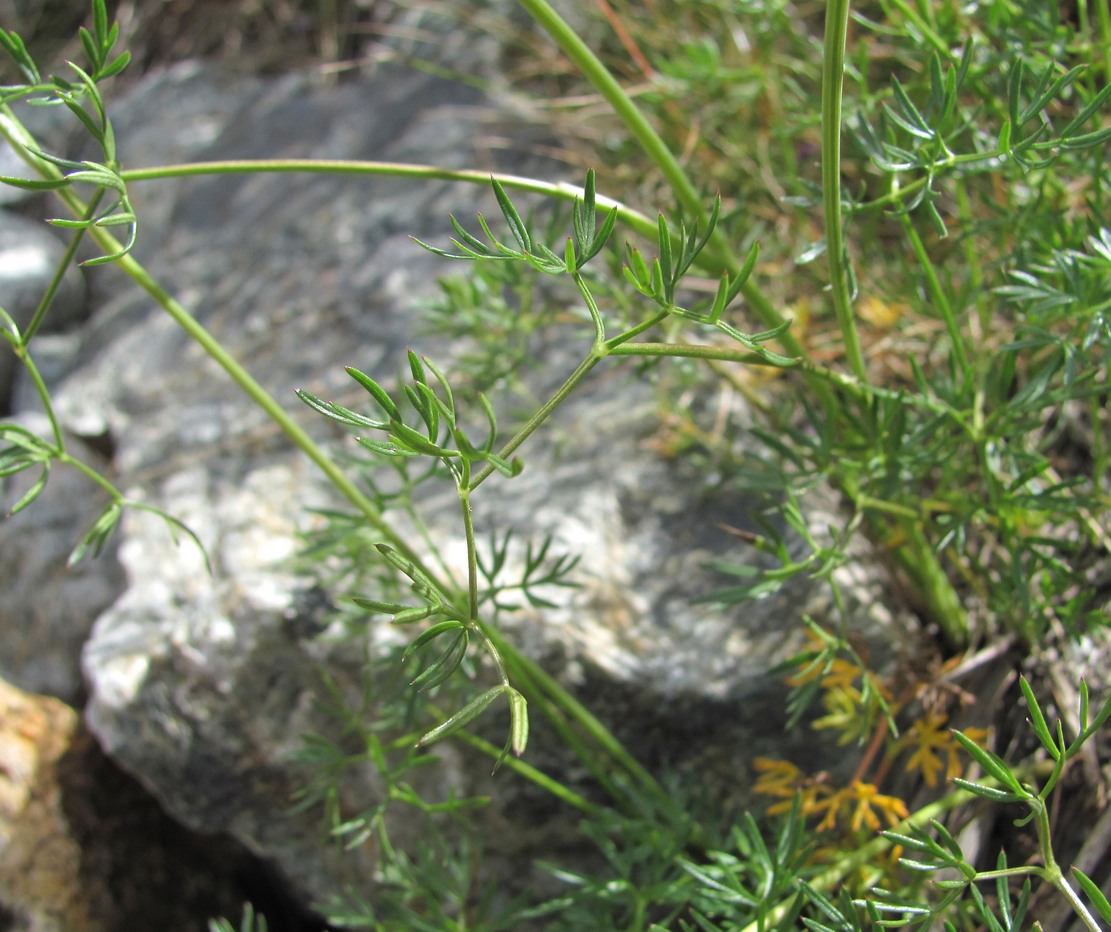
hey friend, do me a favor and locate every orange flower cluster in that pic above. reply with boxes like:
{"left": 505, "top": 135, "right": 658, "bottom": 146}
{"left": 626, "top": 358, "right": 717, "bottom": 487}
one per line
{"left": 755, "top": 626, "right": 990, "bottom": 856}
{"left": 754, "top": 758, "right": 909, "bottom": 831}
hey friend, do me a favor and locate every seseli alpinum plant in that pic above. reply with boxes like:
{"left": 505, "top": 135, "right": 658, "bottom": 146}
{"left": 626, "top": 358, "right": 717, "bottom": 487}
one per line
{"left": 2, "top": 0, "right": 1110, "bottom": 927}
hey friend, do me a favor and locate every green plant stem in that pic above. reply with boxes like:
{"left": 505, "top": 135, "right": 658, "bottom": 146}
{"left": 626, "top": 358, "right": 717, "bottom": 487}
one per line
{"left": 13, "top": 334, "right": 66, "bottom": 449}
{"left": 24, "top": 192, "right": 102, "bottom": 344}
{"left": 448, "top": 728, "right": 603, "bottom": 818}
{"left": 513, "top": 0, "right": 703, "bottom": 240}
{"left": 603, "top": 309, "right": 669, "bottom": 348}
{"left": 469, "top": 327, "right": 806, "bottom": 493}
{"left": 122, "top": 158, "right": 662, "bottom": 247}
{"left": 821, "top": 0, "right": 867, "bottom": 382}
{"left": 113, "top": 250, "right": 415, "bottom": 545}
{"left": 56, "top": 445, "right": 124, "bottom": 498}
{"left": 478, "top": 619, "right": 678, "bottom": 822}
{"left": 458, "top": 485, "right": 511, "bottom": 690}
{"left": 123, "top": 156, "right": 798, "bottom": 371}
{"left": 1090, "top": 0, "right": 1111, "bottom": 84}
{"left": 123, "top": 157, "right": 818, "bottom": 369}
{"left": 1032, "top": 796, "right": 1104, "bottom": 932}
{"left": 966, "top": 797, "right": 1105, "bottom": 932}
{"left": 954, "top": 178, "right": 992, "bottom": 337}
{"left": 609, "top": 341, "right": 776, "bottom": 365}
{"left": 819, "top": 3, "right": 971, "bottom": 648}
{"left": 459, "top": 486, "right": 480, "bottom": 621}
{"left": 469, "top": 352, "right": 602, "bottom": 490}
{"left": 124, "top": 157, "right": 805, "bottom": 352}
{"left": 888, "top": 523, "right": 969, "bottom": 650}
{"left": 124, "top": 158, "right": 805, "bottom": 376}
{"left": 573, "top": 270, "right": 607, "bottom": 343}
{"left": 897, "top": 211, "right": 970, "bottom": 376}
{"left": 856, "top": 494, "right": 924, "bottom": 521}
{"left": 1051, "top": 870, "right": 1103, "bottom": 931}
{"left": 512, "top": 0, "right": 807, "bottom": 365}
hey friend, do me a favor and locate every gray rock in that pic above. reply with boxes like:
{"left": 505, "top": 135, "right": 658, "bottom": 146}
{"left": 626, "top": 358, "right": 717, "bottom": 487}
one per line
{"left": 59, "top": 60, "right": 580, "bottom": 908}
{"left": 0, "top": 414, "right": 125, "bottom": 703}
{"left": 1, "top": 57, "right": 908, "bottom": 915}
{"left": 79, "top": 461, "right": 383, "bottom": 900}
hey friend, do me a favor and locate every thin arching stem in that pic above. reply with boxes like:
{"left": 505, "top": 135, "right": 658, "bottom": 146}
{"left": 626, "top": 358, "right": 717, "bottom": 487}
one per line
{"left": 821, "top": 0, "right": 867, "bottom": 382}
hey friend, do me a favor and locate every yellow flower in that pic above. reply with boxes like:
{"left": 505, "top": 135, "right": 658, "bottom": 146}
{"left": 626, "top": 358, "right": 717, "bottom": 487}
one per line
{"left": 847, "top": 781, "right": 909, "bottom": 832}
{"left": 768, "top": 784, "right": 827, "bottom": 818}
{"left": 903, "top": 711, "right": 952, "bottom": 787}
{"left": 903, "top": 714, "right": 991, "bottom": 787}
{"left": 811, "top": 786, "right": 850, "bottom": 832}
{"left": 753, "top": 757, "right": 804, "bottom": 799}
{"left": 813, "top": 684, "right": 875, "bottom": 745}
{"left": 754, "top": 759, "right": 835, "bottom": 820}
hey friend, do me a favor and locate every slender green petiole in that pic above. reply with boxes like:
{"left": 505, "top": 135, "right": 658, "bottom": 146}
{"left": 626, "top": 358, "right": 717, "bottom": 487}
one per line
{"left": 23, "top": 192, "right": 103, "bottom": 344}
{"left": 897, "top": 211, "right": 970, "bottom": 376}
{"left": 122, "top": 158, "right": 662, "bottom": 248}
{"left": 447, "top": 727, "right": 603, "bottom": 818}
{"left": 12, "top": 334, "right": 67, "bottom": 450}
{"left": 821, "top": 0, "right": 867, "bottom": 382}
{"left": 469, "top": 352, "right": 603, "bottom": 491}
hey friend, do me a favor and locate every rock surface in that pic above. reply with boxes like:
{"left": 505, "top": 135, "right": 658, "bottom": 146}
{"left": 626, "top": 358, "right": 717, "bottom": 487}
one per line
{"left": 0, "top": 675, "right": 95, "bottom": 932}
{"left": 0, "top": 420, "right": 125, "bottom": 703}
{"left": 1, "top": 56, "right": 910, "bottom": 917}
{"left": 0, "top": 675, "right": 305, "bottom": 932}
